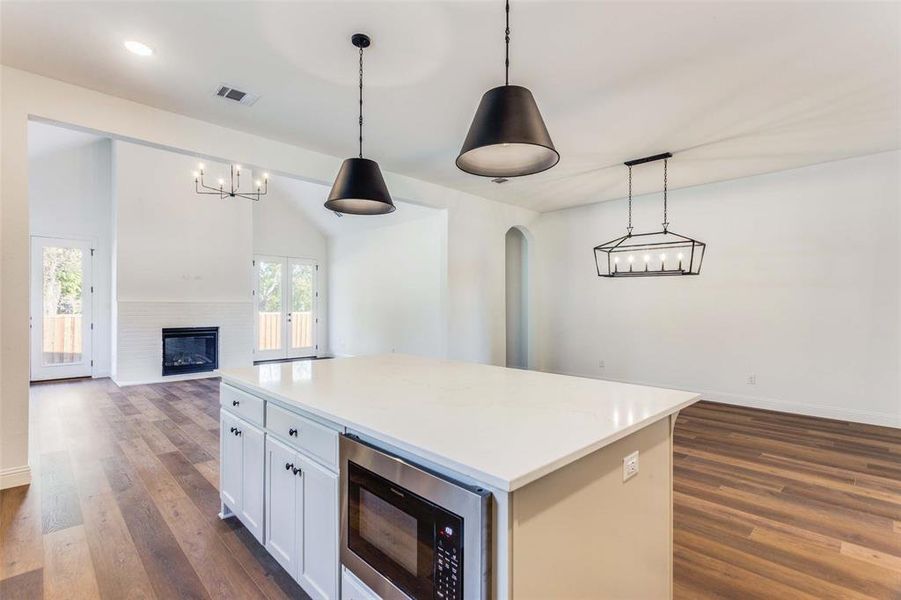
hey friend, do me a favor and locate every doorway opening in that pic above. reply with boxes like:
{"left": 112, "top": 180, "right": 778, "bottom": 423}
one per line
{"left": 254, "top": 255, "right": 319, "bottom": 361}
{"left": 505, "top": 227, "right": 529, "bottom": 369}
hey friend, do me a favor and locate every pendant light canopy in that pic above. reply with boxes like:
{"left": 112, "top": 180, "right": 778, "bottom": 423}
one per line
{"left": 325, "top": 33, "right": 395, "bottom": 216}
{"left": 456, "top": 0, "right": 559, "bottom": 178}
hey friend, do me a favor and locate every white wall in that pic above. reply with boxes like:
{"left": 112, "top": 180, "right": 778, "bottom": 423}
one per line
{"left": 329, "top": 211, "right": 448, "bottom": 358}
{"left": 112, "top": 140, "right": 254, "bottom": 384}
{"left": 28, "top": 126, "right": 113, "bottom": 376}
{"left": 253, "top": 177, "right": 329, "bottom": 355}
{"left": 532, "top": 151, "right": 901, "bottom": 427}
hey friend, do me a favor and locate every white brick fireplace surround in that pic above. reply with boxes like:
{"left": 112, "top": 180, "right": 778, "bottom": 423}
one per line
{"left": 114, "top": 301, "right": 252, "bottom": 386}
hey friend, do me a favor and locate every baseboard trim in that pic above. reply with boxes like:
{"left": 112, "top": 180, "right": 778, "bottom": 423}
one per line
{"left": 0, "top": 465, "right": 32, "bottom": 490}
{"left": 113, "top": 371, "right": 221, "bottom": 387}
{"left": 545, "top": 368, "right": 901, "bottom": 429}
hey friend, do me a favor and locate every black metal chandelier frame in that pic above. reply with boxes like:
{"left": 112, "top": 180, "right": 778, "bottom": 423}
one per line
{"left": 594, "top": 153, "right": 706, "bottom": 278}
{"left": 194, "top": 164, "right": 268, "bottom": 202}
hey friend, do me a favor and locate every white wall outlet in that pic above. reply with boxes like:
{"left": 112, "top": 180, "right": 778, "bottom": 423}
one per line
{"left": 598, "top": 360, "right": 606, "bottom": 370}
{"left": 747, "top": 374, "right": 757, "bottom": 385}
{"left": 623, "top": 451, "right": 639, "bottom": 482}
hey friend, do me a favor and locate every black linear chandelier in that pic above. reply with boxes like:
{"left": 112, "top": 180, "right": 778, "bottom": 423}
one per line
{"left": 594, "top": 153, "right": 706, "bottom": 278}
{"left": 193, "top": 163, "right": 269, "bottom": 201}
{"left": 456, "top": 0, "right": 559, "bottom": 178}
{"left": 325, "top": 33, "right": 395, "bottom": 216}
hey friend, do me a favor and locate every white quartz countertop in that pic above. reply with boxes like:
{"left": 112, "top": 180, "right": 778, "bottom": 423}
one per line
{"left": 220, "top": 355, "right": 699, "bottom": 492}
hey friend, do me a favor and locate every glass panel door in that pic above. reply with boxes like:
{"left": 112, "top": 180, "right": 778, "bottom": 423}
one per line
{"left": 287, "top": 259, "right": 317, "bottom": 358}
{"left": 30, "top": 236, "right": 93, "bottom": 381}
{"left": 255, "top": 256, "right": 285, "bottom": 361}
{"left": 255, "top": 256, "right": 319, "bottom": 361}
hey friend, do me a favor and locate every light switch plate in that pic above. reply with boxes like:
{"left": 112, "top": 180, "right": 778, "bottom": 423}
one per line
{"left": 623, "top": 450, "right": 639, "bottom": 482}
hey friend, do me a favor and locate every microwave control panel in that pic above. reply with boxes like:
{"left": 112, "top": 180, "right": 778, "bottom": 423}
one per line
{"left": 434, "top": 524, "right": 462, "bottom": 599}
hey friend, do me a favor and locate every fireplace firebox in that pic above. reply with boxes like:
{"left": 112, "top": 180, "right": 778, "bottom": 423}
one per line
{"left": 162, "top": 327, "right": 219, "bottom": 376}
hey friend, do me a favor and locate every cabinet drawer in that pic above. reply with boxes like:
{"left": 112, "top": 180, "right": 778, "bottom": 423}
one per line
{"left": 220, "top": 384, "right": 264, "bottom": 427}
{"left": 266, "top": 402, "right": 338, "bottom": 471}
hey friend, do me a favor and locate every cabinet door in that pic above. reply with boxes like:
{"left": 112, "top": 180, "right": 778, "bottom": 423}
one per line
{"left": 297, "top": 453, "right": 339, "bottom": 600}
{"left": 240, "top": 422, "right": 265, "bottom": 543}
{"left": 266, "top": 436, "right": 299, "bottom": 576}
{"left": 220, "top": 411, "right": 242, "bottom": 511}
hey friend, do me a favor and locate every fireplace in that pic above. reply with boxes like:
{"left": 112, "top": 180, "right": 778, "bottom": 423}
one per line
{"left": 161, "top": 327, "right": 219, "bottom": 376}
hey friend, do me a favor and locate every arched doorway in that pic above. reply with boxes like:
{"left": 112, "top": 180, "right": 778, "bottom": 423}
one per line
{"left": 505, "top": 227, "right": 529, "bottom": 368}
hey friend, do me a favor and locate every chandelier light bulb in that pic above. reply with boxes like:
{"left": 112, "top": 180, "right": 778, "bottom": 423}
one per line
{"left": 263, "top": 173, "right": 269, "bottom": 180}
{"left": 255, "top": 180, "right": 262, "bottom": 187}
{"left": 192, "top": 171, "right": 199, "bottom": 179}
{"left": 628, "top": 255, "right": 635, "bottom": 263}
{"left": 235, "top": 165, "right": 241, "bottom": 172}
{"left": 198, "top": 163, "right": 205, "bottom": 170}
{"left": 644, "top": 255, "right": 651, "bottom": 263}
{"left": 659, "top": 253, "right": 666, "bottom": 263}
{"left": 614, "top": 256, "right": 620, "bottom": 263}
{"left": 218, "top": 178, "right": 224, "bottom": 186}
{"left": 677, "top": 252, "right": 684, "bottom": 261}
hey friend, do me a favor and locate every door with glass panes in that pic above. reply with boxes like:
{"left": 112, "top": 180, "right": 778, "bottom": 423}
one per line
{"left": 255, "top": 256, "right": 318, "bottom": 361}
{"left": 30, "top": 236, "right": 94, "bottom": 381}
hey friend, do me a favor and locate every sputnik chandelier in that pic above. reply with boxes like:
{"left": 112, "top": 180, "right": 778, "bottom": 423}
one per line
{"left": 594, "top": 153, "right": 706, "bottom": 278}
{"left": 193, "top": 163, "right": 269, "bottom": 202}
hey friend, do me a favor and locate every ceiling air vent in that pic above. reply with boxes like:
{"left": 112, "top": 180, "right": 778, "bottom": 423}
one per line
{"left": 214, "top": 84, "right": 259, "bottom": 106}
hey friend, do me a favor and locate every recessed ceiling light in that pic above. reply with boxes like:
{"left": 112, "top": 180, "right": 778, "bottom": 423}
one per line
{"left": 124, "top": 40, "right": 154, "bottom": 57}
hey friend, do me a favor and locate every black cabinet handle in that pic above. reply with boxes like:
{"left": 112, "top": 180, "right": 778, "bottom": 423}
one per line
{"left": 232, "top": 400, "right": 240, "bottom": 406}
{"left": 229, "top": 426, "right": 236, "bottom": 433}
{"left": 285, "top": 462, "right": 294, "bottom": 471}
{"left": 288, "top": 428, "right": 298, "bottom": 437}
{"left": 293, "top": 467, "right": 302, "bottom": 476}
{"left": 235, "top": 429, "right": 242, "bottom": 436}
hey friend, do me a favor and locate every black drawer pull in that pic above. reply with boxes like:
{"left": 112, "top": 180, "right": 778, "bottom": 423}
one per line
{"left": 229, "top": 426, "right": 236, "bottom": 433}
{"left": 288, "top": 428, "right": 298, "bottom": 437}
{"left": 235, "top": 429, "right": 242, "bottom": 436}
{"left": 285, "top": 462, "right": 294, "bottom": 471}
{"left": 232, "top": 400, "right": 240, "bottom": 406}
{"left": 293, "top": 467, "right": 302, "bottom": 476}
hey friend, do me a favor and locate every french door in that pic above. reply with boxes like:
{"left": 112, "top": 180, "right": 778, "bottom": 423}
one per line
{"left": 255, "top": 255, "right": 318, "bottom": 361}
{"left": 30, "top": 236, "right": 93, "bottom": 381}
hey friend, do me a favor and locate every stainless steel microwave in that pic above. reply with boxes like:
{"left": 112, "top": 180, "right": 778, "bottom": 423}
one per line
{"left": 339, "top": 434, "right": 491, "bottom": 600}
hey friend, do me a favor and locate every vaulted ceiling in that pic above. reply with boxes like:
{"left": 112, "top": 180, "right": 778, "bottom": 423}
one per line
{"left": 3, "top": 1, "right": 899, "bottom": 212}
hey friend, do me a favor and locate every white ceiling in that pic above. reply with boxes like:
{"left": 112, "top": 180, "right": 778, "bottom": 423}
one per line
{"left": 4, "top": 1, "right": 899, "bottom": 213}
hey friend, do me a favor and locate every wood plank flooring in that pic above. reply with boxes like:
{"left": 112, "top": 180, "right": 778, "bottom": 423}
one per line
{"left": 0, "top": 378, "right": 898, "bottom": 599}
{"left": 1, "top": 377, "right": 309, "bottom": 600}
{"left": 674, "top": 402, "right": 901, "bottom": 600}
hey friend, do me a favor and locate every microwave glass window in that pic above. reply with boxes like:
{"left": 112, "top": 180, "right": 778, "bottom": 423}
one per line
{"left": 359, "top": 488, "right": 418, "bottom": 575}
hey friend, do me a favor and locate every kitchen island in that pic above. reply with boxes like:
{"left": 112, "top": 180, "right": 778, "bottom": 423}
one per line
{"left": 219, "top": 354, "right": 698, "bottom": 600}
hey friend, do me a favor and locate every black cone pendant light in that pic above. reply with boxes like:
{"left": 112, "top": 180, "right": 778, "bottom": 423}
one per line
{"left": 456, "top": 0, "right": 559, "bottom": 178}
{"left": 326, "top": 33, "right": 395, "bottom": 215}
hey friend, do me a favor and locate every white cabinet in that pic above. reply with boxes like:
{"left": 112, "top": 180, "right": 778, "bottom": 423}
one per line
{"left": 265, "top": 437, "right": 339, "bottom": 600}
{"left": 341, "top": 567, "right": 380, "bottom": 600}
{"left": 222, "top": 384, "right": 340, "bottom": 600}
{"left": 297, "top": 453, "right": 338, "bottom": 600}
{"left": 220, "top": 410, "right": 264, "bottom": 543}
{"left": 266, "top": 436, "right": 300, "bottom": 574}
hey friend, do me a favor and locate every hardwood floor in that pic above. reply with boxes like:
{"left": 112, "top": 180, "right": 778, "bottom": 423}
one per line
{"left": 674, "top": 402, "right": 901, "bottom": 600}
{"left": 1, "top": 378, "right": 898, "bottom": 599}
{"left": 1, "top": 377, "right": 309, "bottom": 600}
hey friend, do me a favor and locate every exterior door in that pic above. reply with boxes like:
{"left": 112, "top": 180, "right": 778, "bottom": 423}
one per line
{"left": 30, "top": 236, "right": 93, "bottom": 381}
{"left": 255, "top": 255, "right": 318, "bottom": 361}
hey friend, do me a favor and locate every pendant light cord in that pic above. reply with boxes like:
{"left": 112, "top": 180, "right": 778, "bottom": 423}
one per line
{"left": 662, "top": 158, "right": 669, "bottom": 232}
{"left": 627, "top": 165, "right": 633, "bottom": 235}
{"left": 358, "top": 44, "right": 364, "bottom": 159}
{"left": 505, "top": 0, "right": 510, "bottom": 86}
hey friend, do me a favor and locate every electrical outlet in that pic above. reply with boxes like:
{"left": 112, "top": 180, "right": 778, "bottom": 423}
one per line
{"left": 747, "top": 374, "right": 757, "bottom": 385}
{"left": 598, "top": 360, "right": 606, "bottom": 370}
{"left": 623, "top": 451, "right": 639, "bottom": 482}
